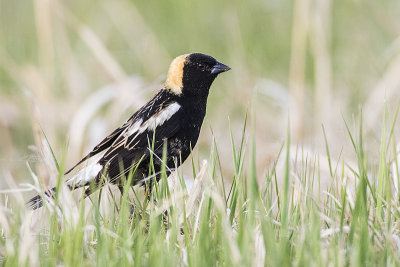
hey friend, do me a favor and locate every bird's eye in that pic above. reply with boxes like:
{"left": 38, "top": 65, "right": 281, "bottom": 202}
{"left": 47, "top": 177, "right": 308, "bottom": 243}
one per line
{"left": 197, "top": 63, "right": 206, "bottom": 71}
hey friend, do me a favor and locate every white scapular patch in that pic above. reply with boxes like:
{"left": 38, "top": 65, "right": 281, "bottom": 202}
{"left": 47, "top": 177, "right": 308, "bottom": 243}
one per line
{"left": 66, "top": 163, "right": 103, "bottom": 187}
{"left": 124, "top": 119, "right": 143, "bottom": 137}
{"left": 120, "top": 102, "right": 181, "bottom": 148}
{"left": 141, "top": 102, "right": 181, "bottom": 132}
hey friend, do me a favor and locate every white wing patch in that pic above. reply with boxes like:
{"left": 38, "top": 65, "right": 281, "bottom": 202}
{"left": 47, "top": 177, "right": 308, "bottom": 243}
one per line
{"left": 124, "top": 119, "right": 143, "bottom": 137}
{"left": 64, "top": 103, "right": 181, "bottom": 186}
{"left": 141, "top": 102, "right": 181, "bottom": 132}
{"left": 124, "top": 102, "right": 181, "bottom": 144}
{"left": 66, "top": 162, "right": 103, "bottom": 187}
{"left": 123, "top": 102, "right": 180, "bottom": 140}
{"left": 107, "top": 102, "right": 181, "bottom": 151}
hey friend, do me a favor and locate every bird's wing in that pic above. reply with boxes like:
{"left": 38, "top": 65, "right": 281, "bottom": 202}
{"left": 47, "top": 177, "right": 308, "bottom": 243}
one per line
{"left": 64, "top": 122, "right": 130, "bottom": 175}
{"left": 103, "top": 101, "right": 181, "bottom": 159}
{"left": 64, "top": 90, "right": 179, "bottom": 176}
{"left": 98, "top": 95, "right": 182, "bottom": 183}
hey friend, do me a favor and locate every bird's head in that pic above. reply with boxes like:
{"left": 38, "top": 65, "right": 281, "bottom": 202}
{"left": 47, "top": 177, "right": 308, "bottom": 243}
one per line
{"left": 165, "top": 53, "right": 230, "bottom": 95}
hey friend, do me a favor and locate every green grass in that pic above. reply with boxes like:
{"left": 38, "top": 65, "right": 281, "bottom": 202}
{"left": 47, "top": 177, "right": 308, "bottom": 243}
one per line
{"left": 1, "top": 0, "right": 400, "bottom": 265}
{"left": 1, "top": 112, "right": 400, "bottom": 266}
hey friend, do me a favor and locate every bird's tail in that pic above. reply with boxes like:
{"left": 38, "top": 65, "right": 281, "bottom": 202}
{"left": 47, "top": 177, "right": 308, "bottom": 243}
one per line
{"left": 26, "top": 183, "right": 102, "bottom": 210}
{"left": 27, "top": 162, "right": 105, "bottom": 210}
{"left": 26, "top": 187, "right": 57, "bottom": 210}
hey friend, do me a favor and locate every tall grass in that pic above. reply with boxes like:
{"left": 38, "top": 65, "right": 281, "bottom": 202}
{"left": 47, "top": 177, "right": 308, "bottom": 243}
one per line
{"left": 1, "top": 0, "right": 400, "bottom": 265}
{"left": 2, "top": 0, "right": 400, "bottom": 183}
{"left": 1, "top": 112, "right": 400, "bottom": 266}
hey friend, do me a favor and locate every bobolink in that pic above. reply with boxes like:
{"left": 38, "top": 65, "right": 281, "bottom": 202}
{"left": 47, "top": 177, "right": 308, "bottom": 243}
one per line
{"left": 28, "top": 53, "right": 230, "bottom": 209}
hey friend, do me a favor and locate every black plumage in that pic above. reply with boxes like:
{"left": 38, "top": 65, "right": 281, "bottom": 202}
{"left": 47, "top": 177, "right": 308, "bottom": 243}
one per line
{"left": 27, "top": 53, "right": 230, "bottom": 209}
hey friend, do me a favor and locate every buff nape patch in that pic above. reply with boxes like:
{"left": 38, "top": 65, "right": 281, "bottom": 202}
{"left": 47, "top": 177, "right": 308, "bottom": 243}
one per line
{"left": 164, "top": 54, "right": 189, "bottom": 95}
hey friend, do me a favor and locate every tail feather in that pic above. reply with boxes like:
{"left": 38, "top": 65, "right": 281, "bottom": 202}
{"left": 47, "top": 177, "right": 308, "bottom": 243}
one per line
{"left": 27, "top": 187, "right": 57, "bottom": 210}
{"left": 26, "top": 183, "right": 100, "bottom": 210}
{"left": 27, "top": 162, "right": 104, "bottom": 210}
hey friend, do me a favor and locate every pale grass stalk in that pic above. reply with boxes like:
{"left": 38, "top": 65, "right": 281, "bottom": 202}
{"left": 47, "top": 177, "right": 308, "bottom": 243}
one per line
{"left": 102, "top": 0, "right": 171, "bottom": 74}
{"left": 68, "top": 87, "right": 116, "bottom": 159}
{"left": 253, "top": 228, "right": 266, "bottom": 267}
{"left": 192, "top": 191, "right": 205, "bottom": 240}
{"left": 33, "top": 0, "right": 54, "bottom": 86}
{"left": 365, "top": 51, "right": 400, "bottom": 131}
{"left": 391, "top": 234, "right": 400, "bottom": 255}
{"left": 391, "top": 143, "right": 400, "bottom": 199}
{"left": 24, "top": 88, "right": 55, "bottom": 185}
{"left": 183, "top": 160, "right": 208, "bottom": 220}
{"left": 79, "top": 26, "right": 127, "bottom": 81}
{"left": 18, "top": 212, "right": 38, "bottom": 266}
{"left": 152, "top": 190, "right": 186, "bottom": 218}
{"left": 289, "top": 0, "right": 311, "bottom": 142}
{"left": 320, "top": 226, "right": 350, "bottom": 238}
{"left": 208, "top": 190, "right": 241, "bottom": 265}
{"left": 0, "top": 205, "right": 11, "bottom": 235}
{"left": 53, "top": 1, "right": 127, "bottom": 82}
{"left": 310, "top": 0, "right": 332, "bottom": 137}
{"left": 2, "top": 172, "right": 25, "bottom": 206}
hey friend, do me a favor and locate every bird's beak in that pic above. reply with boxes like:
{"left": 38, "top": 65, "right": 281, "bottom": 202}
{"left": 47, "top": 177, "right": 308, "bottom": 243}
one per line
{"left": 211, "top": 61, "right": 231, "bottom": 74}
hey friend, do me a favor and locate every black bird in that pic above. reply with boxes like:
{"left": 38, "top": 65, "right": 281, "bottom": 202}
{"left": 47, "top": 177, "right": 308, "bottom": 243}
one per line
{"left": 28, "top": 53, "right": 230, "bottom": 209}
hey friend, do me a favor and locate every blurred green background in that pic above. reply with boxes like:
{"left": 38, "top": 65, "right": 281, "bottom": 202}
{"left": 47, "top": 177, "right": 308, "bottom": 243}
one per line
{"left": 1, "top": 0, "right": 400, "bottom": 186}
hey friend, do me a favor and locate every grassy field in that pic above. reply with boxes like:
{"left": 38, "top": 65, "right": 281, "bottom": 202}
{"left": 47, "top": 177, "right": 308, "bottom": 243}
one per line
{"left": 1, "top": 0, "right": 400, "bottom": 265}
